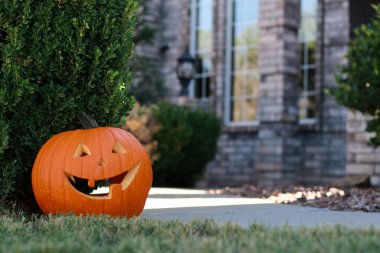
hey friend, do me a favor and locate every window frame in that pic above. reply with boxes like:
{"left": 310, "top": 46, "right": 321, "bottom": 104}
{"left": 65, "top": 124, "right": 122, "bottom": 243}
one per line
{"left": 298, "top": 0, "right": 319, "bottom": 125}
{"left": 189, "top": 0, "right": 213, "bottom": 100}
{"left": 224, "top": 0, "right": 260, "bottom": 127}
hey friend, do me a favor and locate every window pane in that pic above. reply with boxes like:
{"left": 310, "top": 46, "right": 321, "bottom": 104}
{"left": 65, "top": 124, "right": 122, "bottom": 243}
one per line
{"left": 299, "top": 0, "right": 317, "bottom": 43}
{"left": 197, "top": 1, "right": 212, "bottom": 30}
{"left": 307, "top": 68, "right": 315, "bottom": 91}
{"left": 196, "top": 52, "right": 212, "bottom": 73}
{"left": 298, "top": 0, "right": 317, "bottom": 121}
{"left": 247, "top": 47, "right": 258, "bottom": 70}
{"left": 300, "top": 42, "right": 306, "bottom": 64}
{"left": 231, "top": 74, "right": 244, "bottom": 97}
{"left": 299, "top": 21, "right": 317, "bottom": 42}
{"left": 298, "top": 70, "right": 305, "bottom": 90}
{"left": 204, "top": 76, "right": 211, "bottom": 97}
{"left": 195, "top": 76, "right": 211, "bottom": 98}
{"left": 233, "top": 0, "right": 259, "bottom": 23}
{"left": 299, "top": 95, "right": 317, "bottom": 120}
{"left": 307, "top": 41, "right": 316, "bottom": 64}
{"left": 195, "top": 55, "right": 204, "bottom": 74}
{"left": 306, "top": 95, "right": 316, "bottom": 118}
{"left": 233, "top": 49, "right": 245, "bottom": 72}
{"left": 231, "top": 99, "right": 243, "bottom": 122}
{"left": 233, "top": 23, "right": 259, "bottom": 47}
{"left": 195, "top": 77, "right": 203, "bottom": 98}
{"left": 197, "top": 30, "right": 212, "bottom": 51}
{"left": 301, "top": 0, "right": 317, "bottom": 17}
{"left": 245, "top": 99, "right": 257, "bottom": 121}
{"left": 246, "top": 75, "right": 259, "bottom": 97}
{"left": 228, "top": 0, "right": 259, "bottom": 123}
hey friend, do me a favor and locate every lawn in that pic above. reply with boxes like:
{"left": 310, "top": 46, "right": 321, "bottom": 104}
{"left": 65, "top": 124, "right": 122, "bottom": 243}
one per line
{"left": 1, "top": 206, "right": 380, "bottom": 253}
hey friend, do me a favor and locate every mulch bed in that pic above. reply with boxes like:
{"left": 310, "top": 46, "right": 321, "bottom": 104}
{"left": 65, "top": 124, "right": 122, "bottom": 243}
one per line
{"left": 213, "top": 185, "right": 380, "bottom": 212}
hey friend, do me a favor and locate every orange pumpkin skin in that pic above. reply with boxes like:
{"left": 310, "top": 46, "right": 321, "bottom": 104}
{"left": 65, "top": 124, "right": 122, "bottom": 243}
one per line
{"left": 32, "top": 127, "right": 153, "bottom": 217}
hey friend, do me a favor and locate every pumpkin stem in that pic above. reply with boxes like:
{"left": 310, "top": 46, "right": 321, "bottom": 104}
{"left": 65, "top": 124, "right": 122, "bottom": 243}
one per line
{"left": 77, "top": 111, "right": 99, "bottom": 129}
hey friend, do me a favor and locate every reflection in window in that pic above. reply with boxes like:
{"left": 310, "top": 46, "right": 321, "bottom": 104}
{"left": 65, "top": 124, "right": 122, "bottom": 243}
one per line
{"left": 298, "top": 0, "right": 318, "bottom": 121}
{"left": 190, "top": 0, "right": 213, "bottom": 99}
{"left": 227, "top": 0, "right": 259, "bottom": 123}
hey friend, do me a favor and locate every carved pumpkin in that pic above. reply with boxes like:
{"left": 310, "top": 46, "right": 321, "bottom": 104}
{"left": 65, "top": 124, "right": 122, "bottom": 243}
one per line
{"left": 32, "top": 124, "right": 153, "bottom": 217}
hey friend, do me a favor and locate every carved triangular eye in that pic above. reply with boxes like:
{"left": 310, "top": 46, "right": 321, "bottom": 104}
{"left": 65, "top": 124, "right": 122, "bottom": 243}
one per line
{"left": 112, "top": 141, "right": 127, "bottom": 154}
{"left": 73, "top": 143, "right": 91, "bottom": 158}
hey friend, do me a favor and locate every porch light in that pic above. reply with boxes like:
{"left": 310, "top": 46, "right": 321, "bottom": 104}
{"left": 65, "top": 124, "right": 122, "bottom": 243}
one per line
{"left": 176, "top": 49, "right": 195, "bottom": 96}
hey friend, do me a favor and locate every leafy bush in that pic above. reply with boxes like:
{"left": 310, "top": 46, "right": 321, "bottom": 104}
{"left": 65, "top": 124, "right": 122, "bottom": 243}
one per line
{"left": 332, "top": 4, "right": 380, "bottom": 146}
{"left": 0, "top": 0, "right": 137, "bottom": 197}
{"left": 152, "top": 103, "right": 221, "bottom": 187}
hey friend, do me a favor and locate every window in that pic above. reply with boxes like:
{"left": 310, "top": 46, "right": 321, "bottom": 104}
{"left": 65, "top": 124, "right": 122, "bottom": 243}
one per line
{"left": 225, "top": 0, "right": 259, "bottom": 125}
{"left": 190, "top": 0, "right": 213, "bottom": 99}
{"left": 298, "top": 0, "right": 318, "bottom": 123}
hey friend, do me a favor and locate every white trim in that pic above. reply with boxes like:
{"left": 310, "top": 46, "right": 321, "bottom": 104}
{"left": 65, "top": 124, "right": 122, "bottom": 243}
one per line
{"left": 232, "top": 45, "right": 258, "bottom": 51}
{"left": 231, "top": 95, "right": 258, "bottom": 100}
{"left": 299, "top": 118, "right": 317, "bottom": 125}
{"left": 188, "top": 0, "right": 197, "bottom": 98}
{"left": 231, "top": 70, "right": 260, "bottom": 76}
{"left": 224, "top": 0, "right": 233, "bottom": 125}
{"left": 225, "top": 120, "right": 260, "bottom": 127}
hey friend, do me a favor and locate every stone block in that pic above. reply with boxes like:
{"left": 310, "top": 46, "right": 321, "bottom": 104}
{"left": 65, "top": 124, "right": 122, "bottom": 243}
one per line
{"left": 370, "top": 176, "right": 380, "bottom": 187}
{"left": 346, "top": 164, "right": 374, "bottom": 175}
{"left": 355, "top": 154, "right": 376, "bottom": 163}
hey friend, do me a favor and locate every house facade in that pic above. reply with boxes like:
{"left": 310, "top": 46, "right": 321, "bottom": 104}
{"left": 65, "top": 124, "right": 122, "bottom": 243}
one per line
{"left": 138, "top": 0, "right": 380, "bottom": 186}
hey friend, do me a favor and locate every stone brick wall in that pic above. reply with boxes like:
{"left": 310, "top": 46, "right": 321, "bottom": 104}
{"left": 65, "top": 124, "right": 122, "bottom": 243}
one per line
{"left": 346, "top": 111, "right": 380, "bottom": 186}
{"left": 158, "top": 0, "right": 191, "bottom": 97}
{"left": 207, "top": 133, "right": 258, "bottom": 186}
{"left": 134, "top": 0, "right": 162, "bottom": 59}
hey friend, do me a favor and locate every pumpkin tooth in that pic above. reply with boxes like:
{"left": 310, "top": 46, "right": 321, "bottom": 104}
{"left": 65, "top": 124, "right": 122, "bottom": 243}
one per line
{"left": 69, "top": 175, "right": 75, "bottom": 183}
{"left": 88, "top": 179, "right": 95, "bottom": 188}
{"left": 121, "top": 163, "right": 140, "bottom": 190}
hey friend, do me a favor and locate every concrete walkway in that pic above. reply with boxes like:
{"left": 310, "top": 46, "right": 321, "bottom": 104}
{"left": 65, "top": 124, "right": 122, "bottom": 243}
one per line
{"left": 142, "top": 188, "right": 380, "bottom": 228}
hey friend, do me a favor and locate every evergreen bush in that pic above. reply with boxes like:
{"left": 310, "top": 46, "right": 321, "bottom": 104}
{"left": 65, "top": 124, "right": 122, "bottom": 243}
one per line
{"left": 152, "top": 103, "right": 221, "bottom": 187}
{"left": 332, "top": 4, "right": 380, "bottom": 146}
{"left": 0, "top": 0, "right": 137, "bottom": 197}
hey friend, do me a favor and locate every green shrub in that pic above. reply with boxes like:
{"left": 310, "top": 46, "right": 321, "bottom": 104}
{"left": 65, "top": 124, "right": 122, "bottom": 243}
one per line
{"left": 152, "top": 103, "right": 221, "bottom": 187}
{"left": 0, "top": 0, "right": 137, "bottom": 197}
{"left": 332, "top": 4, "right": 380, "bottom": 146}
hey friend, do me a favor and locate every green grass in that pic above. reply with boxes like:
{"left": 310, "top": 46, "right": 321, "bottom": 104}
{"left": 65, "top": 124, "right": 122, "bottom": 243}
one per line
{"left": 1, "top": 206, "right": 380, "bottom": 253}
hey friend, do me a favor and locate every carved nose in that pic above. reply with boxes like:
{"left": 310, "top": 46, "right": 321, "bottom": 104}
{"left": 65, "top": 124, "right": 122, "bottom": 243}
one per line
{"left": 98, "top": 159, "right": 106, "bottom": 167}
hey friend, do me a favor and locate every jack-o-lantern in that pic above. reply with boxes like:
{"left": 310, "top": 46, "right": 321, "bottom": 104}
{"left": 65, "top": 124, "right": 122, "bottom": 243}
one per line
{"left": 32, "top": 114, "right": 153, "bottom": 217}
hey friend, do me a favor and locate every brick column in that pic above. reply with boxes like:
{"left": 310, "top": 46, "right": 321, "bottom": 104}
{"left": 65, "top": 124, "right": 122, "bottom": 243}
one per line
{"left": 255, "top": 0, "right": 301, "bottom": 186}
{"left": 159, "top": 0, "right": 191, "bottom": 96}
{"left": 319, "top": 0, "right": 349, "bottom": 181}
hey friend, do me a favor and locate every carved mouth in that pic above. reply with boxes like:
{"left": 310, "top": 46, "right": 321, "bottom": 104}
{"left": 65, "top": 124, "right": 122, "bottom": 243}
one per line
{"left": 65, "top": 163, "right": 140, "bottom": 198}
